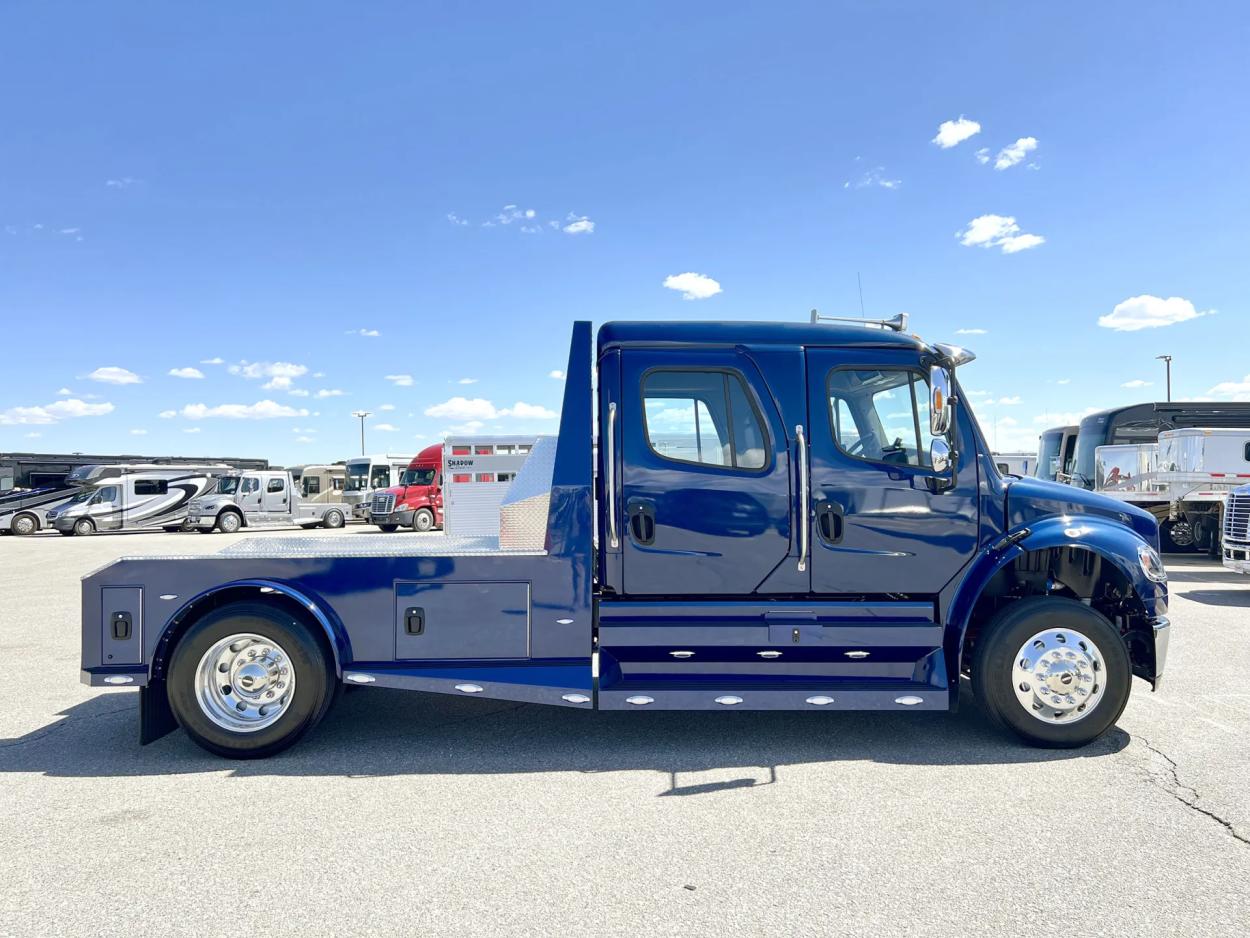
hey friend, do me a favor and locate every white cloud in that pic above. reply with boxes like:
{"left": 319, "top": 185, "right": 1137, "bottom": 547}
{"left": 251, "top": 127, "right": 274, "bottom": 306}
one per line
{"left": 183, "top": 427, "right": 201, "bottom": 434}
{"left": 373, "top": 423, "right": 399, "bottom": 432}
{"left": 843, "top": 166, "right": 901, "bottom": 190}
{"left": 289, "top": 389, "right": 310, "bottom": 397}
{"left": 312, "top": 372, "right": 325, "bottom": 379}
{"left": 549, "top": 370, "right": 565, "bottom": 380}
{"left": 25, "top": 431, "right": 41, "bottom": 438}
{"left": 346, "top": 328, "right": 380, "bottom": 337}
{"left": 563, "top": 215, "right": 595, "bottom": 235}
{"left": 1207, "top": 375, "right": 1250, "bottom": 399}
{"left": 974, "top": 147, "right": 991, "bottom": 165}
{"left": 1097, "top": 295, "right": 1209, "bottom": 332}
{"left": 663, "top": 272, "right": 722, "bottom": 300}
{"left": 0, "top": 398, "right": 114, "bottom": 425}
{"left": 106, "top": 177, "right": 139, "bottom": 188}
{"left": 180, "top": 400, "right": 310, "bottom": 420}
{"left": 425, "top": 397, "right": 498, "bottom": 421}
{"left": 200, "top": 357, "right": 224, "bottom": 365}
{"left": 380, "top": 403, "right": 396, "bottom": 411}
{"left": 159, "top": 410, "right": 176, "bottom": 418}
{"left": 957, "top": 215, "right": 1045, "bottom": 254}
{"left": 932, "top": 116, "right": 981, "bottom": 149}
{"left": 229, "top": 361, "right": 309, "bottom": 391}
{"left": 385, "top": 374, "right": 414, "bottom": 387}
{"left": 994, "top": 137, "right": 1038, "bottom": 170}
{"left": 129, "top": 428, "right": 148, "bottom": 435}
{"left": 168, "top": 366, "right": 205, "bottom": 379}
{"left": 1056, "top": 378, "right": 1071, "bottom": 385}
{"left": 1121, "top": 379, "right": 1153, "bottom": 389}
{"left": 997, "top": 396, "right": 1022, "bottom": 405}
{"left": 87, "top": 366, "right": 142, "bottom": 385}
{"left": 955, "top": 328, "right": 988, "bottom": 335}
{"left": 446, "top": 213, "right": 469, "bottom": 226}
{"left": 315, "top": 389, "right": 345, "bottom": 398}
{"left": 442, "top": 420, "right": 486, "bottom": 435}
{"left": 56, "top": 387, "right": 73, "bottom": 396}
{"left": 501, "top": 401, "right": 557, "bottom": 419}
{"left": 296, "top": 435, "right": 315, "bottom": 443}
{"left": 457, "top": 378, "right": 478, "bottom": 385}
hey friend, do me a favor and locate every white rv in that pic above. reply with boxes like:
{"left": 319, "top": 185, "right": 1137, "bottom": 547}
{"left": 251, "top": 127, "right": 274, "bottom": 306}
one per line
{"left": 45, "top": 464, "right": 231, "bottom": 536}
{"left": 343, "top": 453, "right": 414, "bottom": 520}
{"left": 992, "top": 452, "right": 1037, "bottom": 477}
{"left": 443, "top": 436, "right": 537, "bottom": 537}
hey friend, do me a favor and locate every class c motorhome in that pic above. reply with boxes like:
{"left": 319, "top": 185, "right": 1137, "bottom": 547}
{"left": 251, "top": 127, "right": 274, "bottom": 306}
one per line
{"left": 46, "top": 464, "right": 232, "bottom": 536}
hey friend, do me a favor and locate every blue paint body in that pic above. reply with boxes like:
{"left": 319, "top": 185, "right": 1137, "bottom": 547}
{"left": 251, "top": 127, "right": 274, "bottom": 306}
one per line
{"left": 80, "top": 319, "right": 1169, "bottom": 735}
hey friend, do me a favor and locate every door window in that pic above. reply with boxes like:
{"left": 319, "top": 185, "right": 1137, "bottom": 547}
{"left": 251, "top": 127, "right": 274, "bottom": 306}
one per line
{"left": 642, "top": 370, "right": 768, "bottom": 471}
{"left": 267, "top": 477, "right": 285, "bottom": 493}
{"left": 94, "top": 485, "right": 120, "bottom": 503}
{"left": 370, "top": 465, "right": 392, "bottom": 488}
{"left": 241, "top": 478, "right": 259, "bottom": 495}
{"left": 304, "top": 477, "right": 321, "bottom": 495}
{"left": 827, "top": 369, "right": 934, "bottom": 468}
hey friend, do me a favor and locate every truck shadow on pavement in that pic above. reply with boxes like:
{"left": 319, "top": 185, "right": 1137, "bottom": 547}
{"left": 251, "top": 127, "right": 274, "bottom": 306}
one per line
{"left": 0, "top": 681, "right": 1129, "bottom": 790}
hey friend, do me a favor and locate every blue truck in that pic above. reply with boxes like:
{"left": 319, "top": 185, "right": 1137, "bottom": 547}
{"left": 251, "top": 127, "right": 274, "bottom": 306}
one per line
{"left": 79, "top": 317, "right": 1171, "bottom": 758}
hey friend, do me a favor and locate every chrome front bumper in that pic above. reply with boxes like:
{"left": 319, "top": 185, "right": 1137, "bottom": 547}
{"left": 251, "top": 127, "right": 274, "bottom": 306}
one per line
{"left": 1151, "top": 615, "right": 1171, "bottom": 691}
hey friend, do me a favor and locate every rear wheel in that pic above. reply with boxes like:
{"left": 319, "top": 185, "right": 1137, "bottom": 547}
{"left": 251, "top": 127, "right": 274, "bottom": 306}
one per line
{"left": 322, "top": 509, "right": 345, "bottom": 529}
{"left": 11, "top": 512, "right": 39, "bottom": 536}
{"left": 1160, "top": 519, "right": 1195, "bottom": 554}
{"left": 73, "top": 518, "right": 96, "bottom": 537}
{"left": 972, "top": 597, "right": 1131, "bottom": 748}
{"left": 216, "top": 511, "right": 243, "bottom": 534}
{"left": 377, "top": 524, "right": 399, "bottom": 533}
{"left": 167, "top": 602, "right": 336, "bottom": 759}
{"left": 413, "top": 508, "right": 435, "bottom": 532}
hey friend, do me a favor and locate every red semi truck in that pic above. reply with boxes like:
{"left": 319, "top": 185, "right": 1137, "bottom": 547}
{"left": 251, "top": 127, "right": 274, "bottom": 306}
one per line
{"left": 367, "top": 444, "right": 444, "bottom": 532}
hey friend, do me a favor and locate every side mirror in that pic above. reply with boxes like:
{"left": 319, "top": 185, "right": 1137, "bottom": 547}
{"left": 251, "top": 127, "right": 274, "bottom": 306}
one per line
{"left": 930, "top": 438, "right": 951, "bottom": 474}
{"left": 929, "top": 365, "right": 953, "bottom": 436}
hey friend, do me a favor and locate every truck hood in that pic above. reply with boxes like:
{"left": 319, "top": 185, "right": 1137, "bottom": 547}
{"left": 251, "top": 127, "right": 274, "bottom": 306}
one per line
{"left": 1005, "top": 476, "right": 1160, "bottom": 548}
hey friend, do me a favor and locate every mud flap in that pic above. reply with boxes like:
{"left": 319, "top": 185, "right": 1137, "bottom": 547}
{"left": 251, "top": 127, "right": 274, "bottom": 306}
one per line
{"left": 139, "top": 681, "right": 178, "bottom": 745}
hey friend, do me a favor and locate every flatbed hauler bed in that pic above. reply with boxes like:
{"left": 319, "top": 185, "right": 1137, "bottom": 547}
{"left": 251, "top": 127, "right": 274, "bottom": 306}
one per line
{"left": 81, "top": 319, "right": 1170, "bottom": 758}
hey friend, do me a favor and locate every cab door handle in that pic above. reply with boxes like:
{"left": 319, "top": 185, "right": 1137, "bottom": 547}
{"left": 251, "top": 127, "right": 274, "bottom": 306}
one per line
{"left": 627, "top": 498, "right": 656, "bottom": 546}
{"left": 815, "top": 500, "right": 844, "bottom": 544}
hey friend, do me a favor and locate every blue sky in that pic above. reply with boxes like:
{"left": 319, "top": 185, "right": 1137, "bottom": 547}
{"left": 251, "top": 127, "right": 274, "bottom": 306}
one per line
{"left": 2, "top": 1, "right": 1248, "bottom": 462}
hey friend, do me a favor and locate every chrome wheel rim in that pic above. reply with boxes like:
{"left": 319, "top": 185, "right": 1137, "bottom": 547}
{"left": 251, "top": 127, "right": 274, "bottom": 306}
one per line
{"left": 194, "top": 633, "right": 296, "bottom": 732}
{"left": 13, "top": 515, "right": 34, "bottom": 535}
{"left": 1012, "top": 627, "right": 1105, "bottom": 724}
{"left": 219, "top": 513, "right": 240, "bottom": 533}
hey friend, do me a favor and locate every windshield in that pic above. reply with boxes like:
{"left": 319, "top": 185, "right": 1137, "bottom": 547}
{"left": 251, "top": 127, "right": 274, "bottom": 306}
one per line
{"left": 1036, "top": 430, "right": 1063, "bottom": 481}
{"left": 399, "top": 468, "right": 437, "bottom": 486}
{"left": 213, "top": 476, "right": 241, "bottom": 495}
{"left": 68, "top": 487, "right": 96, "bottom": 505}
{"left": 345, "top": 462, "right": 370, "bottom": 492}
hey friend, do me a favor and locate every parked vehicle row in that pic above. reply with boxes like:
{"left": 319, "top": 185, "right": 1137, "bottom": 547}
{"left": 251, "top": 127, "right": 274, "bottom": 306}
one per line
{"left": 79, "top": 315, "right": 1170, "bottom": 761}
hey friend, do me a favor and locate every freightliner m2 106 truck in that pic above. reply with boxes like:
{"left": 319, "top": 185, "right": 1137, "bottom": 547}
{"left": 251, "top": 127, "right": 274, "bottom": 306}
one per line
{"left": 79, "top": 318, "right": 1170, "bottom": 758}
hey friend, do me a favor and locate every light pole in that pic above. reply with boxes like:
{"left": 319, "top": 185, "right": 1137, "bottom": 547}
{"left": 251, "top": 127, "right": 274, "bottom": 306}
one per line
{"left": 1155, "top": 355, "right": 1172, "bottom": 401}
{"left": 351, "top": 411, "right": 371, "bottom": 455}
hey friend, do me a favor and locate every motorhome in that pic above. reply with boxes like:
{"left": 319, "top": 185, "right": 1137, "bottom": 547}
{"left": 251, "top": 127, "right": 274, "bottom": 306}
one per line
{"left": 0, "top": 451, "right": 267, "bottom": 536}
{"left": 992, "top": 453, "right": 1037, "bottom": 477}
{"left": 80, "top": 317, "right": 1168, "bottom": 759}
{"left": 343, "top": 453, "right": 415, "bottom": 520}
{"left": 296, "top": 464, "right": 347, "bottom": 505}
{"left": 46, "top": 464, "right": 232, "bottom": 536}
{"left": 1035, "top": 425, "right": 1078, "bottom": 483}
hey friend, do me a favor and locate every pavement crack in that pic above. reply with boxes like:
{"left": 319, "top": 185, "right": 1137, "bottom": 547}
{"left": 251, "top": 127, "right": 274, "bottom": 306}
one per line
{"left": 1135, "top": 734, "right": 1249, "bottom": 847}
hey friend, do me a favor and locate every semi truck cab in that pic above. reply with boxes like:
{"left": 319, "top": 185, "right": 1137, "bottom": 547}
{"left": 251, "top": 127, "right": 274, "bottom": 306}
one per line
{"left": 369, "top": 445, "right": 443, "bottom": 532}
{"left": 79, "top": 317, "right": 1171, "bottom": 759}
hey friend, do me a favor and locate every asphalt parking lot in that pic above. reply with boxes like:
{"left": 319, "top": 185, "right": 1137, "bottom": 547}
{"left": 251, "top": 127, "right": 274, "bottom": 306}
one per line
{"left": 1, "top": 528, "right": 1247, "bottom": 937}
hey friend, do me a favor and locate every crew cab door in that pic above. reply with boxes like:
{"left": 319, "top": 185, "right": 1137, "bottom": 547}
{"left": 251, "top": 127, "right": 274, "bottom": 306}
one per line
{"left": 805, "top": 348, "right": 979, "bottom": 594}
{"left": 262, "top": 474, "right": 289, "bottom": 517}
{"left": 616, "top": 349, "right": 796, "bottom": 595}
{"left": 238, "top": 475, "right": 264, "bottom": 515}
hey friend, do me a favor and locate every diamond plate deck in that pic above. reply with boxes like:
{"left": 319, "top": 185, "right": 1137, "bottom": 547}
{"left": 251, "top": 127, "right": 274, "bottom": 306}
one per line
{"left": 212, "top": 532, "right": 547, "bottom": 558}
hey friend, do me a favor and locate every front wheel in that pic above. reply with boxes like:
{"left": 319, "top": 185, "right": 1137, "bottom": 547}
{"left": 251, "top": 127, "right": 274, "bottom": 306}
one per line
{"left": 413, "top": 508, "right": 435, "bottom": 532}
{"left": 166, "top": 602, "right": 336, "bottom": 759}
{"left": 73, "top": 518, "right": 96, "bottom": 537}
{"left": 322, "top": 509, "right": 345, "bottom": 529}
{"left": 216, "top": 511, "right": 243, "bottom": 534}
{"left": 972, "top": 597, "right": 1132, "bottom": 749}
{"left": 377, "top": 524, "right": 399, "bottom": 533}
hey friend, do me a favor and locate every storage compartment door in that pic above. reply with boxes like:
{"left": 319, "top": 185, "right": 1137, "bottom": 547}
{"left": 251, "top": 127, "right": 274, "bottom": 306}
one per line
{"left": 395, "top": 581, "right": 530, "bottom": 660}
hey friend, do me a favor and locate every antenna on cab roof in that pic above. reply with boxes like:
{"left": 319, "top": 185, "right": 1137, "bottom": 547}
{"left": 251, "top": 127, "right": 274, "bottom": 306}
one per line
{"left": 809, "top": 309, "right": 910, "bottom": 333}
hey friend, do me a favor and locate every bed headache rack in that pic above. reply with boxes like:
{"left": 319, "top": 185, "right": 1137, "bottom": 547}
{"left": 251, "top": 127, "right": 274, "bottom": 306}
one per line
{"left": 809, "top": 309, "right": 910, "bottom": 333}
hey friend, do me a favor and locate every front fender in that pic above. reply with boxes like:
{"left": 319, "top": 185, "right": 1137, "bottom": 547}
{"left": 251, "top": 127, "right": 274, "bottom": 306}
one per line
{"left": 945, "top": 515, "right": 1167, "bottom": 680}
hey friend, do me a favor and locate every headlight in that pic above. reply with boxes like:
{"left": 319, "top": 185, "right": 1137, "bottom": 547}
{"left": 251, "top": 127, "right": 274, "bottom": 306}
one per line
{"left": 1138, "top": 544, "right": 1167, "bottom": 583}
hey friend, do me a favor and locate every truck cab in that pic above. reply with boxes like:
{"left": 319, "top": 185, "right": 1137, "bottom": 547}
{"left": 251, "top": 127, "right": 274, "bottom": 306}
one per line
{"left": 1035, "top": 425, "right": 1077, "bottom": 483}
{"left": 369, "top": 445, "right": 443, "bottom": 532}
{"left": 1224, "top": 483, "right": 1250, "bottom": 574}
{"left": 79, "top": 317, "right": 1171, "bottom": 759}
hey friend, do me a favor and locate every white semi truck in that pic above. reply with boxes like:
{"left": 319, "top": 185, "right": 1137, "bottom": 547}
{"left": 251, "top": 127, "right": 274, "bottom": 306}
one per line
{"left": 184, "top": 469, "right": 349, "bottom": 533}
{"left": 1223, "top": 483, "right": 1250, "bottom": 574}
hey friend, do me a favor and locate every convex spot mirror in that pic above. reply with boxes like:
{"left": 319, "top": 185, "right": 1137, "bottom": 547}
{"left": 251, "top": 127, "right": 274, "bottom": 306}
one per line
{"left": 930, "top": 438, "right": 951, "bottom": 474}
{"left": 929, "top": 365, "right": 953, "bottom": 436}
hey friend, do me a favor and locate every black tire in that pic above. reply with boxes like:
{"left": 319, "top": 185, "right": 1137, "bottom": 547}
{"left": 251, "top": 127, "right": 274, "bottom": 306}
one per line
{"left": 322, "top": 509, "right": 345, "bottom": 530}
{"left": 216, "top": 510, "right": 243, "bottom": 534}
{"left": 972, "top": 596, "right": 1132, "bottom": 749}
{"left": 1159, "top": 519, "right": 1196, "bottom": 554}
{"left": 11, "top": 512, "right": 40, "bottom": 536}
{"left": 413, "top": 508, "right": 435, "bottom": 532}
{"left": 163, "top": 525, "right": 182, "bottom": 533}
{"left": 166, "top": 602, "right": 336, "bottom": 759}
{"left": 377, "top": 524, "right": 399, "bottom": 533}
{"left": 197, "top": 527, "right": 215, "bottom": 534}
{"left": 73, "top": 518, "right": 96, "bottom": 537}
